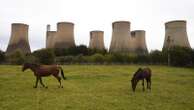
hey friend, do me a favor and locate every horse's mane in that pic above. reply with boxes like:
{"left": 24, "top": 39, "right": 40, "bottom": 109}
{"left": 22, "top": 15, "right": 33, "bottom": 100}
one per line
{"left": 31, "top": 63, "right": 40, "bottom": 68}
{"left": 133, "top": 68, "right": 143, "bottom": 78}
{"left": 25, "top": 63, "right": 40, "bottom": 68}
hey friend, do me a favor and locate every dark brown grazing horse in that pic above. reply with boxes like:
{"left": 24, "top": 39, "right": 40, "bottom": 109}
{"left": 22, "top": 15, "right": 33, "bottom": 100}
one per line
{"left": 22, "top": 63, "right": 66, "bottom": 88}
{"left": 131, "top": 68, "right": 152, "bottom": 92}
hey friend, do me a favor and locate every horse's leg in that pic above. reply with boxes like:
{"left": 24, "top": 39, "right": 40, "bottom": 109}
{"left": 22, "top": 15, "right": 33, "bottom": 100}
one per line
{"left": 34, "top": 77, "right": 39, "bottom": 88}
{"left": 40, "top": 77, "right": 47, "bottom": 88}
{"left": 142, "top": 79, "right": 145, "bottom": 91}
{"left": 53, "top": 75, "right": 62, "bottom": 88}
{"left": 146, "top": 78, "right": 149, "bottom": 89}
{"left": 149, "top": 78, "right": 152, "bottom": 90}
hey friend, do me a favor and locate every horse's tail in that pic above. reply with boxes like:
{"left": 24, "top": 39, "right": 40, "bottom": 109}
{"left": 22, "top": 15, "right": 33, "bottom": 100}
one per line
{"left": 146, "top": 67, "right": 152, "bottom": 77}
{"left": 59, "top": 66, "right": 66, "bottom": 80}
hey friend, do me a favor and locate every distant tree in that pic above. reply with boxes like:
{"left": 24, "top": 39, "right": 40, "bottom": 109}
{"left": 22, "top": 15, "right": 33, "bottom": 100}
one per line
{"left": 25, "top": 54, "right": 38, "bottom": 64}
{"left": 149, "top": 50, "right": 167, "bottom": 64}
{"left": 88, "top": 48, "right": 108, "bottom": 56}
{"left": 169, "top": 46, "right": 193, "bottom": 66}
{"left": 110, "top": 53, "right": 130, "bottom": 63}
{"left": 7, "top": 50, "right": 25, "bottom": 65}
{"left": 104, "top": 54, "right": 114, "bottom": 64}
{"left": 33, "top": 49, "right": 55, "bottom": 64}
{"left": 0, "top": 50, "right": 5, "bottom": 63}
{"left": 192, "top": 49, "right": 194, "bottom": 66}
{"left": 135, "top": 55, "right": 150, "bottom": 64}
{"left": 90, "top": 53, "right": 105, "bottom": 63}
{"left": 54, "top": 48, "right": 67, "bottom": 56}
{"left": 75, "top": 45, "right": 88, "bottom": 55}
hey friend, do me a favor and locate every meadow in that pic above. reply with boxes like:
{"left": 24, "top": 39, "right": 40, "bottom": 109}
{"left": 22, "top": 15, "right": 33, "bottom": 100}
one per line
{"left": 0, "top": 65, "right": 194, "bottom": 110}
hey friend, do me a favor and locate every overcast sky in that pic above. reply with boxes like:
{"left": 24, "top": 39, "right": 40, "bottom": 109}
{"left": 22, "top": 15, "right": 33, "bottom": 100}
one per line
{"left": 0, "top": 0, "right": 194, "bottom": 52}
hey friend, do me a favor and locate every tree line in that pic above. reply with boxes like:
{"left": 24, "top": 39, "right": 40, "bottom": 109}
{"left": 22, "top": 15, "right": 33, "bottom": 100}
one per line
{"left": 0, "top": 45, "right": 194, "bottom": 67}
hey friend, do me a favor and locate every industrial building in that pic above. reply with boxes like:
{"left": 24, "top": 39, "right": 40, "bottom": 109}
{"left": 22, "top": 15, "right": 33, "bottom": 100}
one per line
{"left": 109, "top": 21, "right": 131, "bottom": 53}
{"left": 163, "top": 20, "right": 191, "bottom": 49}
{"left": 46, "top": 25, "right": 56, "bottom": 48}
{"left": 6, "top": 23, "right": 31, "bottom": 54}
{"left": 54, "top": 22, "right": 75, "bottom": 48}
{"left": 130, "top": 30, "right": 148, "bottom": 54}
{"left": 89, "top": 30, "right": 105, "bottom": 50}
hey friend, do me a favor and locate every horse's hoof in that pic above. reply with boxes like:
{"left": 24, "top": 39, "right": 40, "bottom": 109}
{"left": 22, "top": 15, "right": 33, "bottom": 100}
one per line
{"left": 45, "top": 86, "right": 48, "bottom": 89}
{"left": 61, "top": 86, "right": 63, "bottom": 88}
{"left": 33, "top": 86, "right": 37, "bottom": 88}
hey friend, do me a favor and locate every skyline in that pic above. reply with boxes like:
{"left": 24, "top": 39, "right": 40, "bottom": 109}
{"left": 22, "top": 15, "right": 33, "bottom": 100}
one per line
{"left": 0, "top": 0, "right": 194, "bottom": 51}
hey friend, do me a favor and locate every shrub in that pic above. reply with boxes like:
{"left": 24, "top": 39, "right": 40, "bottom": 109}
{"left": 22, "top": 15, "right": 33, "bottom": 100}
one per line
{"left": 7, "top": 50, "right": 26, "bottom": 65}
{"left": 149, "top": 50, "right": 167, "bottom": 64}
{"left": 0, "top": 50, "right": 5, "bottom": 63}
{"left": 104, "top": 54, "right": 114, "bottom": 64}
{"left": 192, "top": 49, "right": 194, "bottom": 66}
{"left": 54, "top": 48, "right": 67, "bottom": 56}
{"left": 90, "top": 53, "right": 105, "bottom": 63}
{"left": 25, "top": 54, "right": 38, "bottom": 64}
{"left": 33, "top": 49, "right": 55, "bottom": 64}
{"left": 111, "top": 54, "right": 130, "bottom": 63}
{"left": 169, "top": 46, "right": 193, "bottom": 66}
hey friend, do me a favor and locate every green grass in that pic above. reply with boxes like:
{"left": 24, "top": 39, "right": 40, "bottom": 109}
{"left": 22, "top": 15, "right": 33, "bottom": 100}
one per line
{"left": 0, "top": 65, "right": 194, "bottom": 110}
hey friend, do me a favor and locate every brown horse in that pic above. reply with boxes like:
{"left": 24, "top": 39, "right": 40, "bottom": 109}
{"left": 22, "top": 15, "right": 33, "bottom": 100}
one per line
{"left": 131, "top": 68, "right": 152, "bottom": 92}
{"left": 22, "top": 63, "right": 66, "bottom": 88}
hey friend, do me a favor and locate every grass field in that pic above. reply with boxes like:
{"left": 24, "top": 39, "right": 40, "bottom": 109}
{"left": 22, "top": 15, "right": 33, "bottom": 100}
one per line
{"left": 0, "top": 65, "right": 194, "bottom": 110}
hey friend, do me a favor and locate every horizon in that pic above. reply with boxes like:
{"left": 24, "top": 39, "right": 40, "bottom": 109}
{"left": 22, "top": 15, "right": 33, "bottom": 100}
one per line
{"left": 0, "top": 0, "right": 194, "bottom": 52}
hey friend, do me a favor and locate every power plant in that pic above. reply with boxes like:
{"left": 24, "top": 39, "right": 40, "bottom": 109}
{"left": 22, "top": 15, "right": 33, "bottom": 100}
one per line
{"left": 3, "top": 20, "right": 193, "bottom": 54}
{"left": 109, "top": 21, "right": 131, "bottom": 53}
{"left": 54, "top": 22, "right": 75, "bottom": 48}
{"left": 163, "top": 20, "right": 191, "bottom": 49}
{"left": 46, "top": 25, "right": 56, "bottom": 48}
{"left": 6, "top": 23, "right": 31, "bottom": 54}
{"left": 89, "top": 30, "right": 105, "bottom": 50}
{"left": 130, "top": 30, "right": 148, "bottom": 54}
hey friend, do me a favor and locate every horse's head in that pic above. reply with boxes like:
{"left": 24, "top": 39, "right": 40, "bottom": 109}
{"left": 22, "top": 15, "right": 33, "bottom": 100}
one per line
{"left": 131, "top": 68, "right": 142, "bottom": 92}
{"left": 22, "top": 63, "right": 30, "bottom": 72}
{"left": 22, "top": 63, "right": 40, "bottom": 72}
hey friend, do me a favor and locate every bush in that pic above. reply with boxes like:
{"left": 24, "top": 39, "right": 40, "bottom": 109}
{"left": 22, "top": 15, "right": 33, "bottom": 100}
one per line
{"left": 33, "top": 49, "right": 55, "bottom": 64}
{"left": 192, "top": 49, "right": 194, "bottom": 66}
{"left": 169, "top": 46, "right": 193, "bottom": 66}
{"left": 73, "top": 55, "right": 87, "bottom": 63}
{"left": 149, "top": 50, "right": 167, "bottom": 64}
{"left": 0, "top": 50, "right": 5, "bottom": 63}
{"left": 2, "top": 44, "right": 194, "bottom": 67}
{"left": 75, "top": 45, "right": 89, "bottom": 56}
{"left": 110, "top": 54, "right": 130, "bottom": 63}
{"left": 54, "top": 48, "right": 67, "bottom": 56}
{"left": 25, "top": 54, "right": 38, "bottom": 64}
{"left": 90, "top": 53, "right": 105, "bottom": 63}
{"left": 104, "top": 54, "right": 114, "bottom": 64}
{"left": 7, "top": 50, "right": 26, "bottom": 65}
{"left": 135, "top": 55, "right": 150, "bottom": 64}
{"left": 88, "top": 48, "right": 108, "bottom": 56}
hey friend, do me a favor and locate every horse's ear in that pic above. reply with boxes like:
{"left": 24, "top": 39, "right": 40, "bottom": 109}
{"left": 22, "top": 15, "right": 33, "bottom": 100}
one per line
{"left": 23, "top": 63, "right": 27, "bottom": 65}
{"left": 138, "top": 68, "right": 142, "bottom": 71}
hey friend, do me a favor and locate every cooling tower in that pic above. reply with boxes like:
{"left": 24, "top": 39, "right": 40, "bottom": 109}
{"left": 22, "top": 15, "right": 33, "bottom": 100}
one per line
{"left": 6, "top": 23, "right": 31, "bottom": 54}
{"left": 130, "top": 30, "right": 148, "bottom": 54}
{"left": 47, "top": 24, "right": 51, "bottom": 31}
{"left": 89, "top": 31, "right": 105, "bottom": 50}
{"left": 163, "top": 20, "right": 191, "bottom": 49}
{"left": 54, "top": 22, "right": 75, "bottom": 48}
{"left": 46, "top": 31, "right": 56, "bottom": 48}
{"left": 46, "top": 24, "right": 56, "bottom": 48}
{"left": 109, "top": 21, "right": 131, "bottom": 53}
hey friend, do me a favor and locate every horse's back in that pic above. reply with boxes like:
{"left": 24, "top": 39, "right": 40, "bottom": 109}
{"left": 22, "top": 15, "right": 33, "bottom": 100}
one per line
{"left": 143, "top": 67, "right": 152, "bottom": 77}
{"left": 40, "top": 65, "right": 58, "bottom": 69}
{"left": 38, "top": 65, "right": 60, "bottom": 74}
